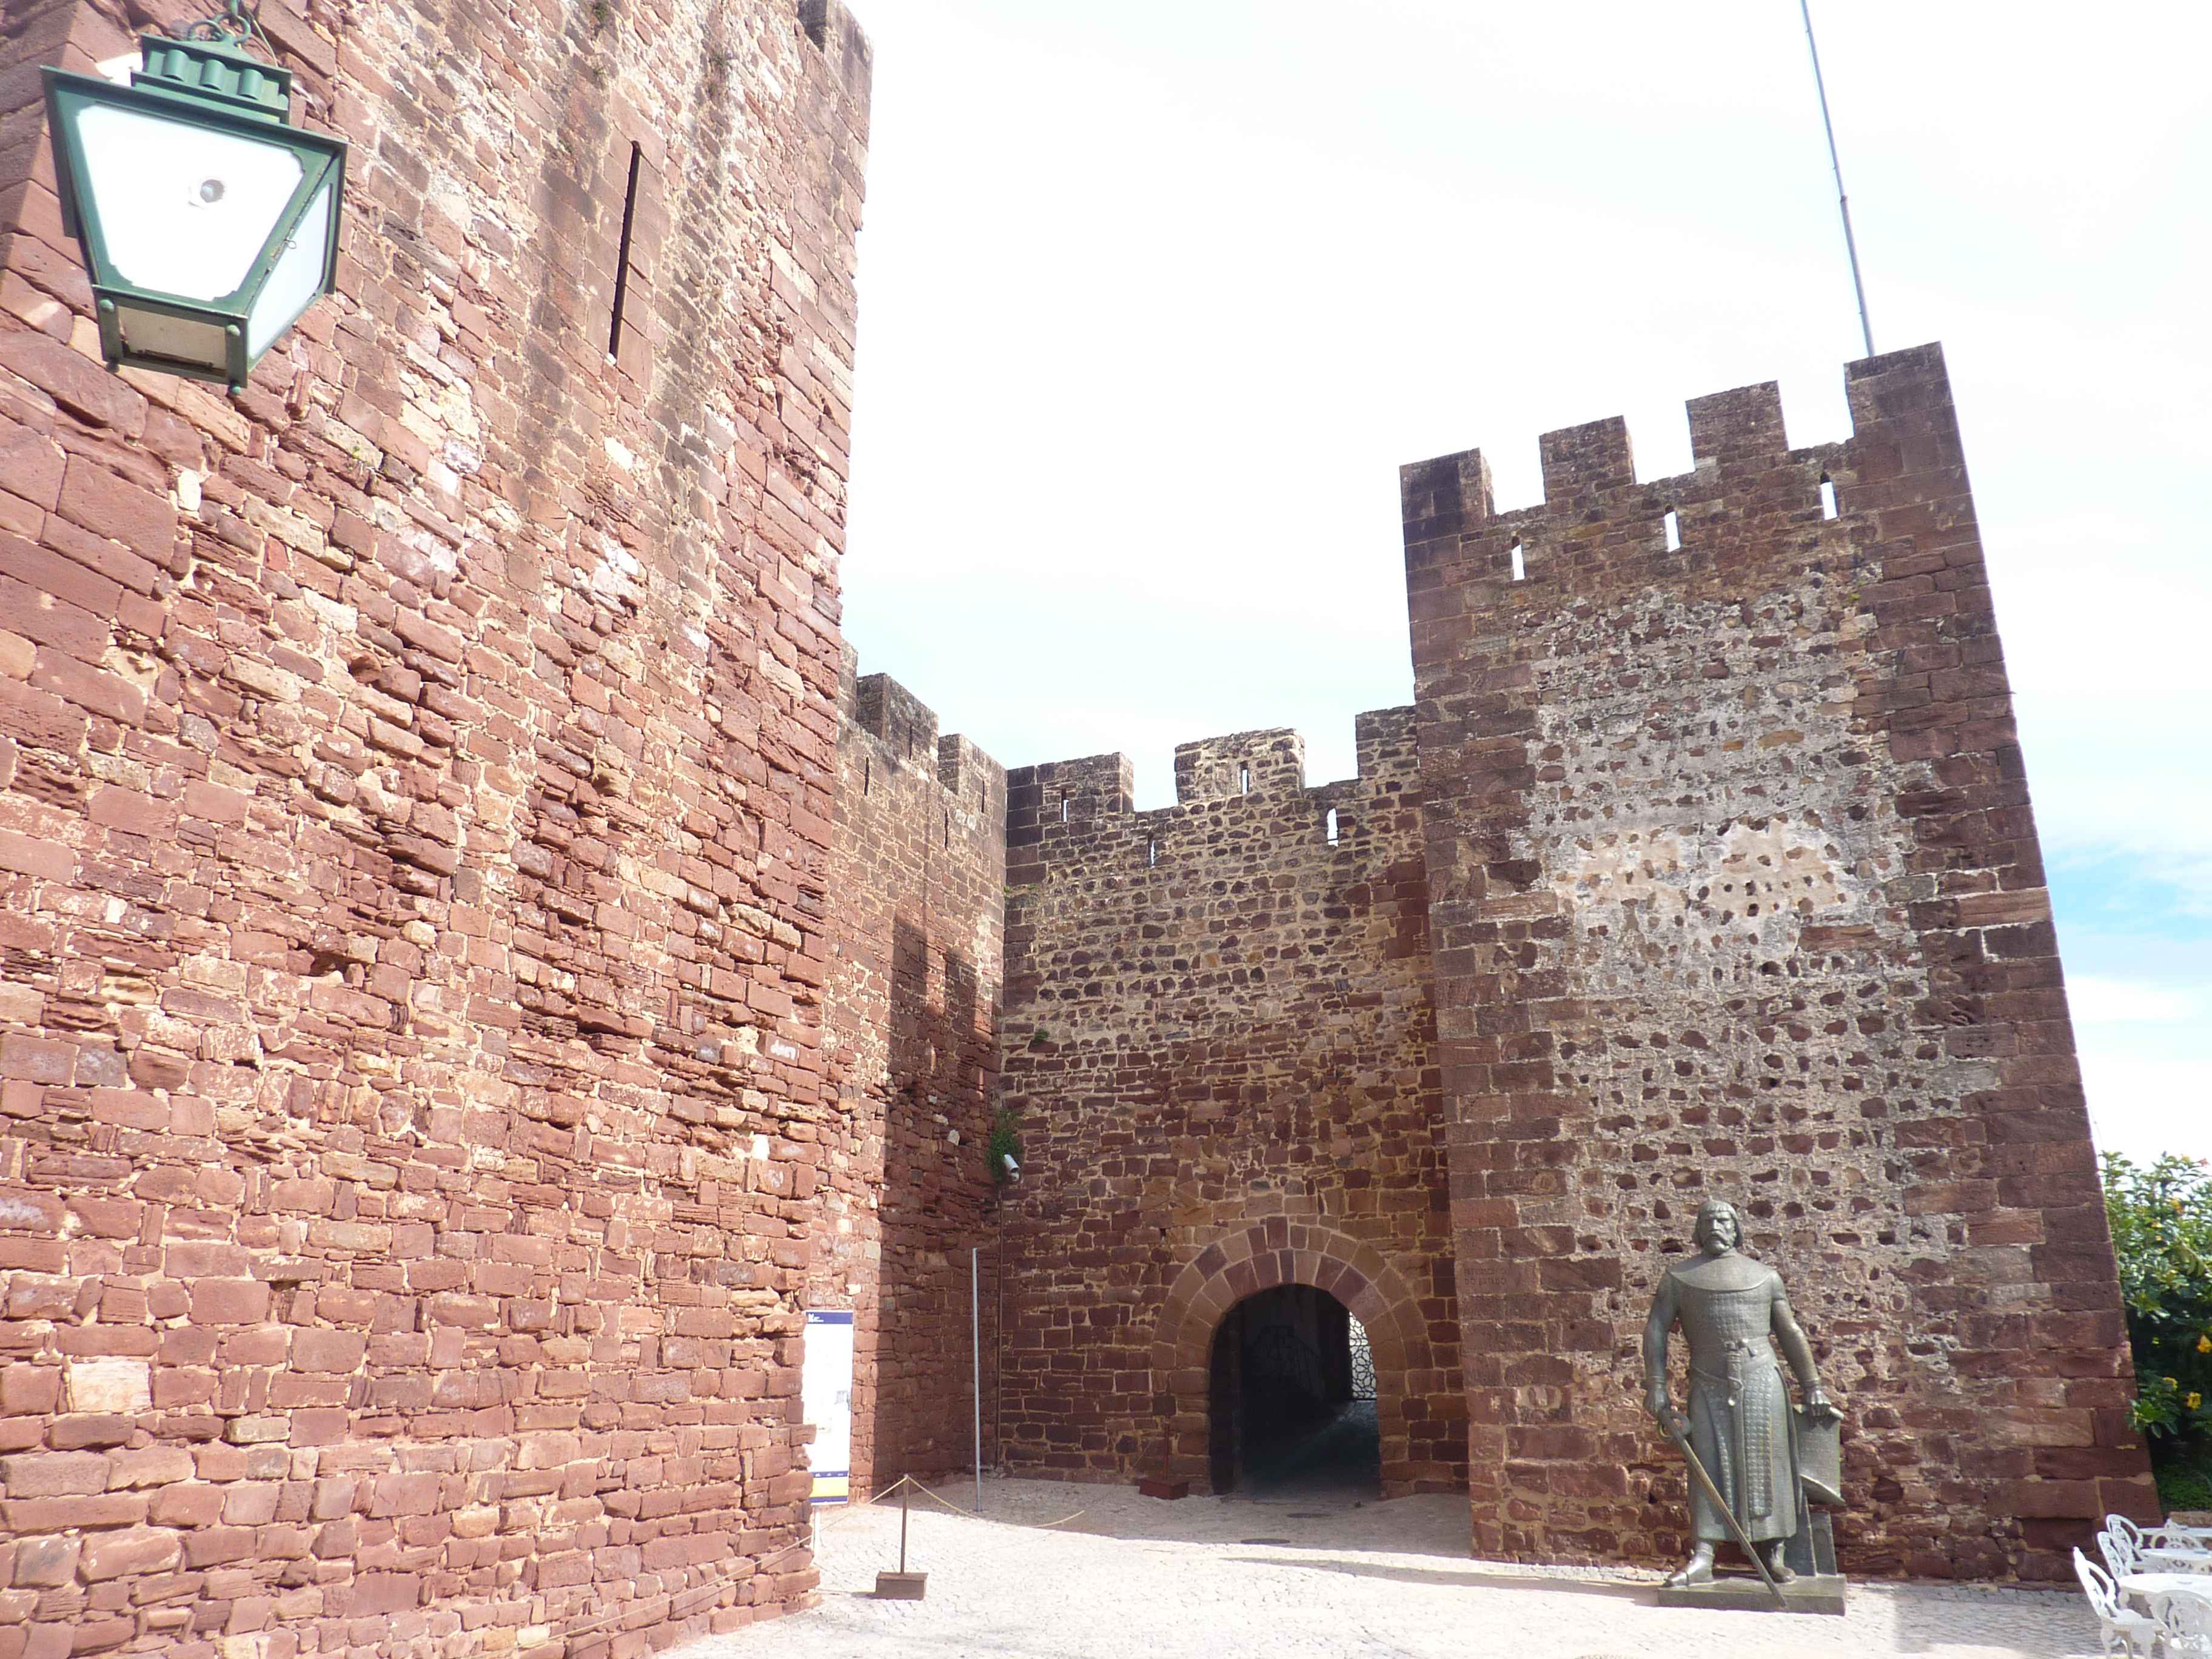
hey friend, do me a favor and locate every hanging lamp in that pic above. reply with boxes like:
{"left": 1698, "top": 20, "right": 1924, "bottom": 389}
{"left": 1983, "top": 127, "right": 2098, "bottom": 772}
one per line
{"left": 41, "top": 0, "right": 347, "bottom": 393}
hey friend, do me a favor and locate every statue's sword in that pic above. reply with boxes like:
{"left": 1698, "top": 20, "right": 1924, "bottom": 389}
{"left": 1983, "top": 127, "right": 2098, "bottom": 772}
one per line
{"left": 1664, "top": 1423, "right": 1789, "bottom": 1609}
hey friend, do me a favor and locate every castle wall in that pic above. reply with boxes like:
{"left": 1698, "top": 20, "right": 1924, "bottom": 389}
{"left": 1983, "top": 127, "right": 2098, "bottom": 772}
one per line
{"left": 0, "top": 0, "right": 2148, "bottom": 1597}
{"left": 995, "top": 715, "right": 1464, "bottom": 1496}
{"left": 0, "top": 0, "right": 871, "bottom": 1650}
{"left": 1401, "top": 343, "right": 2156, "bottom": 1580}
{"left": 819, "top": 657, "right": 1004, "bottom": 1499}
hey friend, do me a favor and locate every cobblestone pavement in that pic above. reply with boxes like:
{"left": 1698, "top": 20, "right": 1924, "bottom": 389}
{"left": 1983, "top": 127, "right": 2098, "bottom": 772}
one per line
{"left": 679, "top": 1478, "right": 2099, "bottom": 1659}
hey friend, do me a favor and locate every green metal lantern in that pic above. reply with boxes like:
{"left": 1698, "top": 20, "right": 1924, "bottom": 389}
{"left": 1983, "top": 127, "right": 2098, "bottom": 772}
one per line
{"left": 41, "top": 0, "right": 347, "bottom": 392}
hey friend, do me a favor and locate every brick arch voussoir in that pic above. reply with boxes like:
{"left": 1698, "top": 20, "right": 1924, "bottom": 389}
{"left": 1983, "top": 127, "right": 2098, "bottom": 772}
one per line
{"left": 1151, "top": 1219, "right": 1419, "bottom": 1388}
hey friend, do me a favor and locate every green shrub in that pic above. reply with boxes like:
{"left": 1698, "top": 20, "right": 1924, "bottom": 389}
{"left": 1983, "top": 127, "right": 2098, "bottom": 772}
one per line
{"left": 2159, "top": 1446, "right": 2212, "bottom": 1514}
{"left": 2102, "top": 1152, "right": 2212, "bottom": 1441}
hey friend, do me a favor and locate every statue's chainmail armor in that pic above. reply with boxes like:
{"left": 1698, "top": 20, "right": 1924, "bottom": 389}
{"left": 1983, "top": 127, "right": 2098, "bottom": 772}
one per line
{"left": 1646, "top": 1248, "right": 1820, "bottom": 1546}
{"left": 1682, "top": 1275, "right": 1789, "bottom": 1526}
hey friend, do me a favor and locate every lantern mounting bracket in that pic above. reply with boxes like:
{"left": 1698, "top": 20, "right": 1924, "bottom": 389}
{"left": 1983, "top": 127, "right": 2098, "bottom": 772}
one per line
{"left": 177, "top": 0, "right": 271, "bottom": 56}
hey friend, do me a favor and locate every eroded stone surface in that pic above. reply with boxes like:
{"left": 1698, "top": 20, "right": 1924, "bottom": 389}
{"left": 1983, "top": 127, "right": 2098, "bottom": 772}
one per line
{"left": 0, "top": 0, "right": 874, "bottom": 1649}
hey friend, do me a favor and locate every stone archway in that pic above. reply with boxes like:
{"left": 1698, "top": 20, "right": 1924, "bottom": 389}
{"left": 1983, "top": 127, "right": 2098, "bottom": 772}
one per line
{"left": 1150, "top": 1218, "right": 1427, "bottom": 1496}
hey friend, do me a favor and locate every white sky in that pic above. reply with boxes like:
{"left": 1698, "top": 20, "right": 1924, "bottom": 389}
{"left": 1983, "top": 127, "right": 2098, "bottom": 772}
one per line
{"left": 839, "top": 1, "right": 2212, "bottom": 1167}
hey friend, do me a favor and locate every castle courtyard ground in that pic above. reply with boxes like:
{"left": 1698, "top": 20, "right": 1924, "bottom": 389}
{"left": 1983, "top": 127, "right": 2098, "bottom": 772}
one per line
{"left": 679, "top": 1477, "right": 2099, "bottom": 1659}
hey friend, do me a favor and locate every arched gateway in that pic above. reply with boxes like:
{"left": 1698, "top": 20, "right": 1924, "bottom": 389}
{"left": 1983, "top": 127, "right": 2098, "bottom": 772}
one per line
{"left": 1150, "top": 1218, "right": 1430, "bottom": 1496}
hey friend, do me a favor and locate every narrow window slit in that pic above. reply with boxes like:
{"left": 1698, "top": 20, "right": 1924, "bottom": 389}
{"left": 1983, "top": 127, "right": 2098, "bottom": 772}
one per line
{"left": 862, "top": 758, "right": 870, "bottom": 796}
{"left": 1663, "top": 508, "right": 1681, "bottom": 551}
{"left": 1820, "top": 477, "right": 1838, "bottom": 520}
{"left": 1060, "top": 797, "right": 1070, "bottom": 823}
{"left": 1325, "top": 807, "right": 1339, "bottom": 846}
{"left": 1509, "top": 540, "right": 1526, "bottom": 581}
{"left": 608, "top": 142, "right": 643, "bottom": 361}
{"left": 1147, "top": 836, "right": 1158, "bottom": 868}
{"left": 1239, "top": 765, "right": 1251, "bottom": 795}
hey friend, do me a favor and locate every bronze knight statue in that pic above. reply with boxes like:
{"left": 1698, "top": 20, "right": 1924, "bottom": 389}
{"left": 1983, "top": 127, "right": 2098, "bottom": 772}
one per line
{"left": 1643, "top": 1199, "right": 1841, "bottom": 1588}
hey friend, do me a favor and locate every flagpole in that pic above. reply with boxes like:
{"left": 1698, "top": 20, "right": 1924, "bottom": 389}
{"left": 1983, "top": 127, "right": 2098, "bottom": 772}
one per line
{"left": 1798, "top": 0, "right": 1874, "bottom": 357}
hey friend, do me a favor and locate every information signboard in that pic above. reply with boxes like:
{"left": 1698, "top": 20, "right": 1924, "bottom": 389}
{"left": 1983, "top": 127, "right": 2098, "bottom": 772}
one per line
{"left": 802, "top": 1309, "right": 854, "bottom": 1505}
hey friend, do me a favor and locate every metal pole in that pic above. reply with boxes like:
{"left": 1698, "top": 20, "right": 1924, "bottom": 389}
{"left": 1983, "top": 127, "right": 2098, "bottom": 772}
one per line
{"left": 994, "top": 1242, "right": 1004, "bottom": 1475}
{"left": 971, "top": 1245, "right": 984, "bottom": 1514}
{"left": 1798, "top": 0, "right": 1874, "bottom": 358}
{"left": 899, "top": 1478, "right": 909, "bottom": 1574}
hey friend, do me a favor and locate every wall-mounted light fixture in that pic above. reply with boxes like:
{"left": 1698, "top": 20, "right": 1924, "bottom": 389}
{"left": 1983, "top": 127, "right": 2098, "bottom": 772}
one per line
{"left": 41, "top": 0, "right": 347, "bottom": 393}
{"left": 988, "top": 1107, "right": 1021, "bottom": 1188}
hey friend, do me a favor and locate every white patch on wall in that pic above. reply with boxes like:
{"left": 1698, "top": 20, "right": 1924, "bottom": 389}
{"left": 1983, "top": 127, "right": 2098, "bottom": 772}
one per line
{"left": 67, "top": 1358, "right": 151, "bottom": 1415}
{"left": 1553, "top": 817, "right": 1858, "bottom": 932}
{"left": 588, "top": 540, "right": 642, "bottom": 607}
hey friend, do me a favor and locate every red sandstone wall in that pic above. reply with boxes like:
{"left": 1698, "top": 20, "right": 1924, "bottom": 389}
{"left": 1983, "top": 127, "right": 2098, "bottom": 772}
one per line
{"left": 1401, "top": 343, "right": 2156, "bottom": 1580}
{"left": 996, "top": 717, "right": 1464, "bottom": 1497}
{"left": 0, "top": 0, "right": 872, "bottom": 1650}
{"left": 817, "top": 655, "right": 1004, "bottom": 1500}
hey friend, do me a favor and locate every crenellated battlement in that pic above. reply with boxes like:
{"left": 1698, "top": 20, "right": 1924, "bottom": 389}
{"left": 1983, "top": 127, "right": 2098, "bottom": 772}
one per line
{"left": 838, "top": 645, "right": 1006, "bottom": 822}
{"left": 1402, "top": 362, "right": 1857, "bottom": 528}
{"left": 1395, "top": 349, "right": 1967, "bottom": 632}
{"left": 1174, "top": 728, "right": 1306, "bottom": 802}
{"left": 1005, "top": 709, "right": 1424, "bottom": 888}
{"left": 1355, "top": 705, "right": 1423, "bottom": 783}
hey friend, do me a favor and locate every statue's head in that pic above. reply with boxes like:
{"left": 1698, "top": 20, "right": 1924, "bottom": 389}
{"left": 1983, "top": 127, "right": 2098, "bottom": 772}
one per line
{"left": 1692, "top": 1200, "right": 1742, "bottom": 1256}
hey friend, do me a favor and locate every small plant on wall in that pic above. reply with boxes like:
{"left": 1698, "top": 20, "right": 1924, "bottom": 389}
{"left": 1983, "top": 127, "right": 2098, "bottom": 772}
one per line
{"left": 988, "top": 1107, "right": 1022, "bottom": 1186}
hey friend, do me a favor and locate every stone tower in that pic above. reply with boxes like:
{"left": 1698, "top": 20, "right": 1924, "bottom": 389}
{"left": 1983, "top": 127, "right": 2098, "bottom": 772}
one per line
{"left": 1402, "top": 344, "right": 2153, "bottom": 1578}
{"left": 0, "top": 0, "right": 874, "bottom": 1649}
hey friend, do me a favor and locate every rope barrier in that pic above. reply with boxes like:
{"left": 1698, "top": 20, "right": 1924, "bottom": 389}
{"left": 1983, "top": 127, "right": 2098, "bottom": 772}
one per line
{"left": 873, "top": 1470, "right": 1090, "bottom": 1529}
{"left": 755, "top": 1470, "right": 1088, "bottom": 1570}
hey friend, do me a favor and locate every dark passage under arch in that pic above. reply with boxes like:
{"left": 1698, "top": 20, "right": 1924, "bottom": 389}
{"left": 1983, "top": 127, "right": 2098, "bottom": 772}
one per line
{"left": 1207, "top": 1283, "right": 1381, "bottom": 1498}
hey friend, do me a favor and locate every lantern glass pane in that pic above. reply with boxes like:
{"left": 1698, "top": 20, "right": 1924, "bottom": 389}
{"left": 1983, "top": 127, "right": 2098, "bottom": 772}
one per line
{"left": 74, "top": 102, "right": 303, "bottom": 301}
{"left": 115, "top": 304, "right": 228, "bottom": 372}
{"left": 246, "top": 176, "right": 332, "bottom": 358}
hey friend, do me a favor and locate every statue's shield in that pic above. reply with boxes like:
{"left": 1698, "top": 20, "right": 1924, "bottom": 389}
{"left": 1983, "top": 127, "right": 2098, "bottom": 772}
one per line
{"left": 1795, "top": 1406, "right": 1843, "bottom": 1508}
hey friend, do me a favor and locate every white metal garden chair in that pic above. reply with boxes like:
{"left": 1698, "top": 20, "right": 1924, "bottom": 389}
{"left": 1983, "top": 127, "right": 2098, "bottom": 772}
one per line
{"left": 2102, "top": 1522, "right": 2147, "bottom": 1580}
{"left": 2077, "top": 1548, "right": 2159, "bottom": 1658}
{"left": 2110, "top": 1513, "right": 2212, "bottom": 1572}
{"left": 2150, "top": 1587, "right": 2212, "bottom": 1658}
